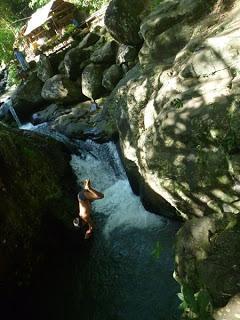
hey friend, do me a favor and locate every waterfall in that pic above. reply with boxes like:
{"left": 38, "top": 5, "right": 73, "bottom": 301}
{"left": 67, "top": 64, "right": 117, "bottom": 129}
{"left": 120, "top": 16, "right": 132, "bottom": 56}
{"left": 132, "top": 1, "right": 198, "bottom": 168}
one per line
{"left": 70, "top": 140, "right": 181, "bottom": 320}
{"left": 0, "top": 99, "right": 21, "bottom": 127}
{"left": 9, "top": 105, "right": 21, "bottom": 127}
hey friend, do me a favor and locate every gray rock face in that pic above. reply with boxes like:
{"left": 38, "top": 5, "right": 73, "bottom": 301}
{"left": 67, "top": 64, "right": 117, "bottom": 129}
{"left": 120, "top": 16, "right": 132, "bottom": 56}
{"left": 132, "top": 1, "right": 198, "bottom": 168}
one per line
{"left": 107, "top": 0, "right": 240, "bottom": 219}
{"left": 116, "top": 44, "right": 138, "bottom": 65}
{"left": 50, "top": 102, "right": 90, "bottom": 137}
{"left": 41, "top": 74, "right": 86, "bottom": 104}
{"left": 90, "top": 41, "right": 118, "bottom": 64}
{"left": 58, "top": 60, "right": 66, "bottom": 74}
{"left": 140, "top": 0, "right": 207, "bottom": 46}
{"left": 63, "top": 47, "right": 90, "bottom": 80}
{"left": 78, "top": 32, "right": 100, "bottom": 50}
{"left": 104, "top": 0, "right": 150, "bottom": 45}
{"left": 105, "top": 2, "right": 240, "bottom": 318}
{"left": 82, "top": 64, "right": 106, "bottom": 100}
{"left": 11, "top": 72, "right": 45, "bottom": 119}
{"left": 175, "top": 214, "right": 240, "bottom": 316}
{"left": 37, "top": 54, "right": 53, "bottom": 82}
{"left": 102, "top": 64, "right": 123, "bottom": 91}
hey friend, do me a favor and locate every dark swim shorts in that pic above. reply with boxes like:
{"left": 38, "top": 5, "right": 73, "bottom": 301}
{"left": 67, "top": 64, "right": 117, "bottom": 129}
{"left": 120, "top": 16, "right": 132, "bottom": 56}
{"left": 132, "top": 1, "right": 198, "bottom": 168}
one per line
{"left": 78, "top": 191, "right": 87, "bottom": 201}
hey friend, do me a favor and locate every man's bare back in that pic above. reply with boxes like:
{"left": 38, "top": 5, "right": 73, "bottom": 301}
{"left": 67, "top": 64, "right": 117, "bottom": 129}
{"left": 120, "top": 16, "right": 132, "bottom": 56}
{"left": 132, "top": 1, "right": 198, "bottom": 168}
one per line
{"left": 75, "top": 179, "right": 104, "bottom": 239}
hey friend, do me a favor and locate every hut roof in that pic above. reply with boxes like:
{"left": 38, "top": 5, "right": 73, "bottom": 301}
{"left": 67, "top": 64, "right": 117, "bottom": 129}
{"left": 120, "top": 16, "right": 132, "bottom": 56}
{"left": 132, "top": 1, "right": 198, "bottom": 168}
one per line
{"left": 24, "top": 0, "right": 55, "bottom": 36}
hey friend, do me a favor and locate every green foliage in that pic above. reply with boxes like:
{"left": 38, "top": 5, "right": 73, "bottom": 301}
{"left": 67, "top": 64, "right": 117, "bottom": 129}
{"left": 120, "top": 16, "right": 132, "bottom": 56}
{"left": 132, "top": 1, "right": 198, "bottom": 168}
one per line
{"left": 151, "top": 0, "right": 164, "bottom": 9}
{"left": 63, "top": 24, "right": 77, "bottom": 36}
{"left": 0, "top": 24, "right": 15, "bottom": 63}
{"left": 171, "top": 98, "right": 184, "bottom": 109}
{"left": 29, "top": 0, "right": 48, "bottom": 9}
{"left": 151, "top": 241, "right": 162, "bottom": 259}
{"left": 178, "top": 285, "right": 214, "bottom": 320}
{"left": 0, "top": 0, "right": 28, "bottom": 63}
{"left": 29, "top": 0, "right": 108, "bottom": 12}
{"left": 70, "top": 0, "right": 108, "bottom": 13}
{"left": 7, "top": 63, "right": 21, "bottom": 87}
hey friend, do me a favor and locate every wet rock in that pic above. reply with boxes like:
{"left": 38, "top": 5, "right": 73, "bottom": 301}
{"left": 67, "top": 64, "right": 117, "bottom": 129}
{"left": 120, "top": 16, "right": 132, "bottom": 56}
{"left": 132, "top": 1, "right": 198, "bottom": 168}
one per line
{"left": 48, "top": 101, "right": 90, "bottom": 135}
{"left": 11, "top": 72, "right": 46, "bottom": 119}
{"left": 32, "top": 103, "right": 66, "bottom": 124}
{"left": 104, "top": 0, "right": 150, "bottom": 45}
{"left": 37, "top": 54, "right": 53, "bottom": 82}
{"left": 41, "top": 74, "right": 86, "bottom": 104}
{"left": 102, "top": 64, "right": 123, "bottom": 91}
{"left": 90, "top": 41, "right": 118, "bottom": 64}
{"left": 82, "top": 64, "right": 106, "bottom": 100}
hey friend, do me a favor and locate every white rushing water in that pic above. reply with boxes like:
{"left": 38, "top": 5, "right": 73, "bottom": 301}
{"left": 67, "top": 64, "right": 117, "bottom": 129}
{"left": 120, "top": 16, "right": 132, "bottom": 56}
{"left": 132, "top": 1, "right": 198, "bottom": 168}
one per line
{"left": 70, "top": 140, "right": 180, "bottom": 320}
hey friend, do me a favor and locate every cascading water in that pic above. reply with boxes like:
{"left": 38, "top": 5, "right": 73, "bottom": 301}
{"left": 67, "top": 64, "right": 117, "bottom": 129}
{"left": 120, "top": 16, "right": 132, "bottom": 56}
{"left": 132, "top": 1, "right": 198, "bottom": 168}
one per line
{"left": 70, "top": 140, "right": 181, "bottom": 320}
{"left": 9, "top": 105, "right": 21, "bottom": 127}
{"left": 20, "top": 124, "right": 181, "bottom": 320}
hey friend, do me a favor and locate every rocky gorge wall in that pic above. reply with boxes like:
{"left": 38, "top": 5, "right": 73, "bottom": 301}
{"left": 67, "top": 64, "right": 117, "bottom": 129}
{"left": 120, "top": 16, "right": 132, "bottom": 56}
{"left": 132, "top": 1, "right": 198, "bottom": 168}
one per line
{"left": 104, "top": 0, "right": 240, "bottom": 318}
{"left": 2, "top": 0, "right": 240, "bottom": 318}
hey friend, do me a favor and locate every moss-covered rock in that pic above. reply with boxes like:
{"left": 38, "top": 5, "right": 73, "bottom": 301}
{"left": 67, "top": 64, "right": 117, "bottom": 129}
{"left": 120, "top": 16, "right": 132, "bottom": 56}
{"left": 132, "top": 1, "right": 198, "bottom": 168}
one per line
{"left": 175, "top": 214, "right": 240, "bottom": 318}
{"left": 0, "top": 124, "right": 78, "bottom": 296}
{"left": 11, "top": 72, "right": 46, "bottom": 120}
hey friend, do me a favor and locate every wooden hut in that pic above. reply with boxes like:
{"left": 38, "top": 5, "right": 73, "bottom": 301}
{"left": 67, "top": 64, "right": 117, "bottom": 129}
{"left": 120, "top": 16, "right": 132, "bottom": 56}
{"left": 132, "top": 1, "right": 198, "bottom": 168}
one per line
{"left": 22, "top": 0, "right": 85, "bottom": 53}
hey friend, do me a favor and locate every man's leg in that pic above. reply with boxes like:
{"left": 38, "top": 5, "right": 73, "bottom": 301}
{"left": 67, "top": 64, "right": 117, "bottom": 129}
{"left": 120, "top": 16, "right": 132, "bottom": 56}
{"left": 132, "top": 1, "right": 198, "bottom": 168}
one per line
{"left": 81, "top": 214, "right": 93, "bottom": 239}
{"left": 84, "top": 179, "right": 104, "bottom": 200}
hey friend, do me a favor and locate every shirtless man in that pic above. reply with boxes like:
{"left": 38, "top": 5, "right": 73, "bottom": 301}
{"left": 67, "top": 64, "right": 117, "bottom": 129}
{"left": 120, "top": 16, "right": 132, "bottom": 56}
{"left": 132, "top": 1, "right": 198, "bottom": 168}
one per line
{"left": 73, "top": 179, "right": 104, "bottom": 239}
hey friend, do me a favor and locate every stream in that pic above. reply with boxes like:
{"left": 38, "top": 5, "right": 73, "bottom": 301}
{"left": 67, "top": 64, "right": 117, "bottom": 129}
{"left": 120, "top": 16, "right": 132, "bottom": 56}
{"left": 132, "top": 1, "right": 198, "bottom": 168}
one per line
{"left": 21, "top": 124, "right": 181, "bottom": 320}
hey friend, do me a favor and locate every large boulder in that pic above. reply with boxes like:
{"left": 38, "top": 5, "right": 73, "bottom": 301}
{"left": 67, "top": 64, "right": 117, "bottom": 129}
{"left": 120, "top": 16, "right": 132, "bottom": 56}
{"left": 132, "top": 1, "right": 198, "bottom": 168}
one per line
{"left": 78, "top": 32, "right": 100, "bottom": 50}
{"left": 82, "top": 64, "right": 106, "bottom": 100}
{"left": 32, "top": 103, "right": 66, "bottom": 124}
{"left": 116, "top": 44, "right": 139, "bottom": 65}
{"left": 140, "top": 0, "right": 209, "bottom": 47}
{"left": 11, "top": 72, "right": 46, "bottom": 119}
{"left": 175, "top": 214, "right": 240, "bottom": 318}
{"left": 41, "top": 74, "right": 86, "bottom": 104}
{"left": 106, "top": 1, "right": 240, "bottom": 219}
{"left": 90, "top": 41, "right": 118, "bottom": 64}
{"left": 63, "top": 47, "right": 90, "bottom": 80}
{"left": 37, "top": 54, "right": 53, "bottom": 82}
{"left": 0, "top": 124, "right": 79, "bottom": 316}
{"left": 104, "top": 0, "right": 150, "bottom": 45}
{"left": 49, "top": 101, "right": 109, "bottom": 141}
{"left": 102, "top": 64, "right": 123, "bottom": 91}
